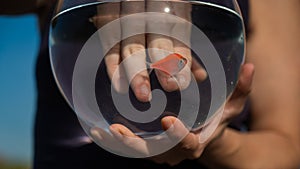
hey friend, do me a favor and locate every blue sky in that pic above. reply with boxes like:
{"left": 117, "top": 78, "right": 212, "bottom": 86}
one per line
{"left": 0, "top": 14, "right": 39, "bottom": 163}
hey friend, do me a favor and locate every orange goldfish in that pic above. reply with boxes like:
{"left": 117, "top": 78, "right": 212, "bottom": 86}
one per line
{"left": 149, "top": 53, "right": 187, "bottom": 76}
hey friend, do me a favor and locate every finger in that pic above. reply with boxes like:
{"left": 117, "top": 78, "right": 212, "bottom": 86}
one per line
{"left": 105, "top": 44, "right": 130, "bottom": 93}
{"left": 121, "top": 36, "right": 151, "bottom": 102}
{"left": 161, "top": 116, "right": 197, "bottom": 145}
{"left": 169, "top": 3, "right": 194, "bottom": 90}
{"left": 148, "top": 35, "right": 182, "bottom": 92}
{"left": 91, "top": 4, "right": 120, "bottom": 51}
{"left": 121, "top": 2, "right": 151, "bottom": 102}
{"left": 90, "top": 3, "right": 120, "bottom": 28}
{"left": 172, "top": 39, "right": 192, "bottom": 89}
{"left": 110, "top": 123, "right": 138, "bottom": 138}
{"left": 146, "top": 1, "right": 182, "bottom": 92}
{"left": 224, "top": 63, "right": 255, "bottom": 118}
{"left": 109, "top": 124, "right": 150, "bottom": 156}
{"left": 199, "top": 110, "right": 224, "bottom": 143}
{"left": 146, "top": 21, "right": 179, "bottom": 91}
{"left": 90, "top": 127, "right": 106, "bottom": 141}
{"left": 146, "top": 1, "right": 195, "bottom": 91}
{"left": 191, "top": 57, "right": 208, "bottom": 82}
{"left": 91, "top": 4, "right": 128, "bottom": 93}
{"left": 230, "top": 63, "right": 255, "bottom": 99}
{"left": 161, "top": 116, "right": 202, "bottom": 158}
{"left": 91, "top": 126, "right": 147, "bottom": 157}
{"left": 90, "top": 127, "right": 126, "bottom": 153}
{"left": 92, "top": 3, "right": 121, "bottom": 50}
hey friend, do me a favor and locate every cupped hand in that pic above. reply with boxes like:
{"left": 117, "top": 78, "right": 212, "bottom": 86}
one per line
{"left": 89, "top": 63, "right": 254, "bottom": 165}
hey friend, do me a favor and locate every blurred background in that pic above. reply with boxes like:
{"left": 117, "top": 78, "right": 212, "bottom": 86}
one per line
{"left": 0, "top": 14, "right": 39, "bottom": 169}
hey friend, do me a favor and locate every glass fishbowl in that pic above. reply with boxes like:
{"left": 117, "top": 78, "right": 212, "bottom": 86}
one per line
{"left": 49, "top": 0, "right": 245, "bottom": 157}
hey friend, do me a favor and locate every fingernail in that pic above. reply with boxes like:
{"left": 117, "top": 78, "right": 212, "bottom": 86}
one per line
{"left": 178, "top": 75, "right": 186, "bottom": 85}
{"left": 148, "top": 92, "right": 152, "bottom": 101}
{"left": 167, "top": 76, "right": 176, "bottom": 83}
{"left": 140, "top": 84, "right": 149, "bottom": 96}
{"left": 110, "top": 126, "right": 123, "bottom": 140}
{"left": 162, "top": 118, "right": 174, "bottom": 131}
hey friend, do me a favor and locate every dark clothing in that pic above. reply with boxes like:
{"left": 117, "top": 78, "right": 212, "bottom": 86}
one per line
{"left": 33, "top": 1, "right": 250, "bottom": 168}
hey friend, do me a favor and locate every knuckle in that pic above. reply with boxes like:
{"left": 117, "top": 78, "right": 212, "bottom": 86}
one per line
{"left": 122, "top": 44, "right": 145, "bottom": 57}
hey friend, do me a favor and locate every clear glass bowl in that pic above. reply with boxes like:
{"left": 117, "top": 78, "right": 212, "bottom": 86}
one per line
{"left": 49, "top": 0, "right": 245, "bottom": 138}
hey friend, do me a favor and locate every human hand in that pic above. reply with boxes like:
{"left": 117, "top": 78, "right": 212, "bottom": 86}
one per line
{"left": 90, "top": 1, "right": 207, "bottom": 102}
{"left": 89, "top": 63, "right": 254, "bottom": 165}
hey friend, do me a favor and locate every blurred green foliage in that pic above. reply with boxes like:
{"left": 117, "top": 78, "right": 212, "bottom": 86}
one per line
{"left": 0, "top": 162, "right": 30, "bottom": 169}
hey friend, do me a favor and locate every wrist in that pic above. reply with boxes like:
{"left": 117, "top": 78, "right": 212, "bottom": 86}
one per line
{"left": 199, "top": 128, "right": 242, "bottom": 167}
{"left": 209, "top": 128, "right": 229, "bottom": 148}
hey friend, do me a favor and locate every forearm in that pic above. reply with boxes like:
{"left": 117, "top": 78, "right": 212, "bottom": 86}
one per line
{"left": 200, "top": 128, "right": 300, "bottom": 169}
